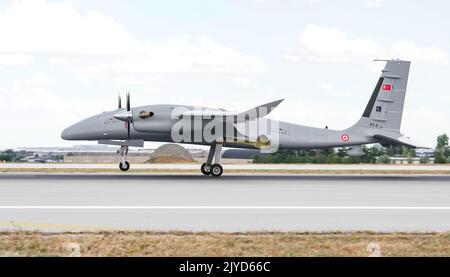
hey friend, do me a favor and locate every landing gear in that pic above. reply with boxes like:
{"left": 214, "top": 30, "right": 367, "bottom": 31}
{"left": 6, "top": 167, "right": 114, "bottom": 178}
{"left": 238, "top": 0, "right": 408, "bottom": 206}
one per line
{"left": 118, "top": 145, "right": 130, "bottom": 172}
{"left": 201, "top": 163, "right": 211, "bottom": 175}
{"left": 210, "top": 164, "right": 223, "bottom": 177}
{"left": 201, "top": 143, "right": 223, "bottom": 177}
{"left": 119, "top": 161, "right": 130, "bottom": 171}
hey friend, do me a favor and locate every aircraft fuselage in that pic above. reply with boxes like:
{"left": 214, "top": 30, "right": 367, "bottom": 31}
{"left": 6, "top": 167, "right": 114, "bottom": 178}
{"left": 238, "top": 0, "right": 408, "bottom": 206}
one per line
{"left": 62, "top": 104, "right": 375, "bottom": 150}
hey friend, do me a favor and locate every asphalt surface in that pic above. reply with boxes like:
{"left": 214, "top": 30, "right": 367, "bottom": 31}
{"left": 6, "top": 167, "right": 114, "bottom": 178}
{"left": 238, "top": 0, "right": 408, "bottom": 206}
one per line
{"left": 2, "top": 163, "right": 450, "bottom": 171}
{"left": 0, "top": 173, "right": 450, "bottom": 232}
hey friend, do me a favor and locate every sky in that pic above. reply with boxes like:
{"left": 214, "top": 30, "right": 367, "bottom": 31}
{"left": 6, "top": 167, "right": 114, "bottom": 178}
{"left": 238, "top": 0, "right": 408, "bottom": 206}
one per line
{"left": 0, "top": 0, "right": 449, "bottom": 149}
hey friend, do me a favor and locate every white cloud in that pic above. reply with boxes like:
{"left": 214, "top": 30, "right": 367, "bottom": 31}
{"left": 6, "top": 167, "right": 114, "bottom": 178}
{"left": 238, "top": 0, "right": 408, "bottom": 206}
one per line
{"left": 0, "top": 0, "right": 138, "bottom": 56}
{"left": 366, "top": 0, "right": 383, "bottom": 8}
{"left": 109, "top": 36, "right": 265, "bottom": 74}
{"left": 0, "top": 0, "right": 265, "bottom": 74}
{"left": 285, "top": 24, "right": 449, "bottom": 66}
{"left": 23, "top": 74, "right": 51, "bottom": 87}
{"left": 392, "top": 40, "right": 449, "bottom": 65}
{"left": 0, "top": 54, "right": 33, "bottom": 66}
{"left": 285, "top": 24, "right": 383, "bottom": 63}
{"left": 0, "top": 75, "right": 87, "bottom": 147}
{"left": 318, "top": 83, "right": 352, "bottom": 97}
{"left": 231, "top": 77, "right": 256, "bottom": 87}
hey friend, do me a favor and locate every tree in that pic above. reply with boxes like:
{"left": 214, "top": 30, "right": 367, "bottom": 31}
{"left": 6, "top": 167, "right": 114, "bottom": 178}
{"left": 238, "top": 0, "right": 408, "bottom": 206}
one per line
{"left": 252, "top": 145, "right": 386, "bottom": 164}
{"left": 360, "top": 145, "right": 384, "bottom": 163}
{"left": 420, "top": 156, "right": 430, "bottom": 164}
{"left": 434, "top": 134, "right": 449, "bottom": 164}
{"left": 386, "top": 145, "right": 402, "bottom": 157}
{"left": 402, "top": 146, "right": 416, "bottom": 164}
{"left": 0, "top": 149, "right": 15, "bottom": 162}
{"left": 379, "top": 154, "right": 391, "bottom": 164}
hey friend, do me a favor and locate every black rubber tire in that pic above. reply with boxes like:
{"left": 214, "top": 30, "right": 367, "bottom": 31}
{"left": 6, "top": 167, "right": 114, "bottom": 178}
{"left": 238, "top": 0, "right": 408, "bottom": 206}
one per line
{"left": 210, "top": 164, "right": 223, "bottom": 177}
{"left": 119, "top": 161, "right": 130, "bottom": 172}
{"left": 201, "top": 163, "right": 211, "bottom": 175}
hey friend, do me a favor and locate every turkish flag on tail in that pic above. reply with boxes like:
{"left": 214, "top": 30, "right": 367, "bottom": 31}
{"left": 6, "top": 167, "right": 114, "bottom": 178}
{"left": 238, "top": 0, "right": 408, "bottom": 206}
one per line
{"left": 382, "top": 84, "right": 392, "bottom": 91}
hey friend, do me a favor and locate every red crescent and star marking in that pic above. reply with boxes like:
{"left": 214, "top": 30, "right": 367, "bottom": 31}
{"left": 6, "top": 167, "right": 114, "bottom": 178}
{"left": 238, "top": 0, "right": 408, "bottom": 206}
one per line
{"left": 382, "top": 84, "right": 392, "bottom": 91}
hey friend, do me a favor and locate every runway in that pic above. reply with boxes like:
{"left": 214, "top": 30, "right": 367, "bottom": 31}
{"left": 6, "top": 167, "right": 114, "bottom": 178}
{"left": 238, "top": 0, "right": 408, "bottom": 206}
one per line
{"left": 0, "top": 173, "right": 450, "bottom": 232}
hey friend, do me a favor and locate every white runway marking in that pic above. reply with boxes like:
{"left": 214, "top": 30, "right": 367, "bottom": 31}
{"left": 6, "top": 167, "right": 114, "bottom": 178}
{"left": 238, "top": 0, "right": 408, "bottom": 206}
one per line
{"left": 1, "top": 206, "right": 450, "bottom": 210}
{"left": 1, "top": 174, "right": 449, "bottom": 232}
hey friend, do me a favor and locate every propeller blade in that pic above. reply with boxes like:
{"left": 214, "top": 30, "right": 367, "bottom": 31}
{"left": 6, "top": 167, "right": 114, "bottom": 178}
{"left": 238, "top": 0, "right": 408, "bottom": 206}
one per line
{"left": 127, "top": 121, "right": 131, "bottom": 140}
{"left": 113, "top": 92, "right": 132, "bottom": 140}
{"left": 126, "top": 92, "right": 130, "bottom": 111}
{"left": 126, "top": 91, "right": 131, "bottom": 140}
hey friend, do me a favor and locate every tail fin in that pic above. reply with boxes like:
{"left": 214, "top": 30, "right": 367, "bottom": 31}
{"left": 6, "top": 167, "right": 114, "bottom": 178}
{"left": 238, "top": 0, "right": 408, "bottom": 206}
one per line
{"left": 352, "top": 59, "right": 410, "bottom": 131}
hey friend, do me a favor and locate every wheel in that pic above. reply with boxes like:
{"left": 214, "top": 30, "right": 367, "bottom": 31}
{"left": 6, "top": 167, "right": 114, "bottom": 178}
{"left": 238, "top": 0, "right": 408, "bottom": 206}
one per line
{"left": 201, "top": 163, "right": 211, "bottom": 175}
{"left": 210, "top": 164, "right": 223, "bottom": 177}
{"left": 119, "top": 161, "right": 130, "bottom": 172}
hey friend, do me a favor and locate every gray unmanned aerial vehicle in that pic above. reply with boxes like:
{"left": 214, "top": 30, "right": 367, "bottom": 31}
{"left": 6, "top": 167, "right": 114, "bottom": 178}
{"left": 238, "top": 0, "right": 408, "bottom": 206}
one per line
{"left": 62, "top": 59, "right": 424, "bottom": 177}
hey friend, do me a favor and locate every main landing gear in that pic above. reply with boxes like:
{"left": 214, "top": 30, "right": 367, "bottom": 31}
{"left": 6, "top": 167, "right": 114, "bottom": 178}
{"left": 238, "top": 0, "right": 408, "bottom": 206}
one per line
{"left": 118, "top": 145, "right": 130, "bottom": 172}
{"left": 201, "top": 143, "right": 223, "bottom": 177}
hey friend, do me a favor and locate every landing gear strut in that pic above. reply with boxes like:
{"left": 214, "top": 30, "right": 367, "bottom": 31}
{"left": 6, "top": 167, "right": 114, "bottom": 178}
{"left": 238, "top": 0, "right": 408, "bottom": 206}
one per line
{"left": 201, "top": 143, "right": 223, "bottom": 177}
{"left": 118, "top": 145, "right": 130, "bottom": 172}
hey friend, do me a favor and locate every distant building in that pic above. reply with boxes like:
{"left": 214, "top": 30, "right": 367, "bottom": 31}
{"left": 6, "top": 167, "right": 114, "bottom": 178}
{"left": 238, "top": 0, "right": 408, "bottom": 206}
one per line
{"left": 415, "top": 148, "right": 435, "bottom": 158}
{"left": 4, "top": 145, "right": 438, "bottom": 164}
{"left": 11, "top": 144, "right": 207, "bottom": 163}
{"left": 389, "top": 157, "right": 434, "bottom": 164}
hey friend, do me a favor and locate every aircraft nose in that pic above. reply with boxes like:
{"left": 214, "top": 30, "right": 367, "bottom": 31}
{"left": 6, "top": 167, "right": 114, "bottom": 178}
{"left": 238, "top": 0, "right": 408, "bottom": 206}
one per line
{"left": 61, "top": 116, "right": 99, "bottom": 140}
{"left": 61, "top": 124, "right": 83, "bottom": 140}
{"left": 61, "top": 126, "right": 74, "bottom": 140}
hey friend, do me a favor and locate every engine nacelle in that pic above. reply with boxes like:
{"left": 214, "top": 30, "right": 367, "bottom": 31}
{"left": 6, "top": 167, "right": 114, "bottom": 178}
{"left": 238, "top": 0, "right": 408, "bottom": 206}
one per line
{"left": 347, "top": 145, "right": 365, "bottom": 157}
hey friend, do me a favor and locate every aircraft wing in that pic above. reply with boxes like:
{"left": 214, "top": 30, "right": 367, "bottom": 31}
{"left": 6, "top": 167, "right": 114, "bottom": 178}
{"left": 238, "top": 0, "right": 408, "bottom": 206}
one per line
{"left": 182, "top": 99, "right": 284, "bottom": 122}
{"left": 373, "top": 134, "right": 430, "bottom": 149}
{"left": 182, "top": 109, "right": 239, "bottom": 117}
{"left": 237, "top": 99, "right": 284, "bottom": 121}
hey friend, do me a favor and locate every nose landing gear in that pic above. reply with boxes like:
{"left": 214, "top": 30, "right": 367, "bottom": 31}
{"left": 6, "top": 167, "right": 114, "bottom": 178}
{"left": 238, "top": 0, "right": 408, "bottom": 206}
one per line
{"left": 119, "top": 161, "right": 130, "bottom": 171}
{"left": 201, "top": 143, "right": 223, "bottom": 177}
{"left": 118, "top": 145, "right": 130, "bottom": 172}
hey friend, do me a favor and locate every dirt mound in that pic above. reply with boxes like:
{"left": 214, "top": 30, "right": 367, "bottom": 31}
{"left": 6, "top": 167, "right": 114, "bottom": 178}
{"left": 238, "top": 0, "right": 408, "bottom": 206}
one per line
{"left": 147, "top": 144, "right": 194, "bottom": 163}
{"left": 148, "top": 155, "right": 194, "bottom": 163}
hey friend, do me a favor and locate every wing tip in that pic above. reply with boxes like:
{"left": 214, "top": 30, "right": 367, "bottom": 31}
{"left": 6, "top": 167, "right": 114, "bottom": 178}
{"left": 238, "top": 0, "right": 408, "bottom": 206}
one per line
{"left": 270, "top": 98, "right": 284, "bottom": 106}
